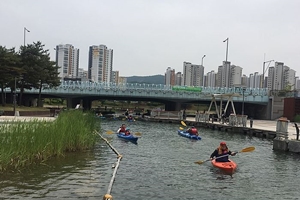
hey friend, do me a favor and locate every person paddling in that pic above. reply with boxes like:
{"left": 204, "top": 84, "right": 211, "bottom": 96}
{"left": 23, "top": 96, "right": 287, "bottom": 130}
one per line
{"left": 187, "top": 126, "right": 198, "bottom": 136}
{"left": 210, "top": 142, "right": 236, "bottom": 162}
{"left": 117, "top": 124, "right": 126, "bottom": 133}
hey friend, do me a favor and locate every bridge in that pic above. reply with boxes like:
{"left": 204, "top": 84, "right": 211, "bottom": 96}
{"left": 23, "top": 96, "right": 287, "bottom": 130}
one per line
{"left": 1, "top": 81, "right": 266, "bottom": 116}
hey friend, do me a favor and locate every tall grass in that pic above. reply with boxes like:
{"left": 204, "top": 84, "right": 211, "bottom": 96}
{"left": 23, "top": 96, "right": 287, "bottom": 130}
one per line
{"left": 0, "top": 110, "right": 98, "bottom": 171}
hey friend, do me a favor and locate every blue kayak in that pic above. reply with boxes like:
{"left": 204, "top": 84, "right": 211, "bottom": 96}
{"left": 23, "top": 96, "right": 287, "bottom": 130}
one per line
{"left": 117, "top": 133, "right": 138, "bottom": 142}
{"left": 178, "top": 130, "right": 201, "bottom": 140}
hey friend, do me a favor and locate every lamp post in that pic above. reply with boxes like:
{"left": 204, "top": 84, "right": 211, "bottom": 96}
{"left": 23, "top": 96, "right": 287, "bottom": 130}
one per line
{"left": 24, "top": 27, "right": 30, "bottom": 46}
{"left": 262, "top": 60, "right": 274, "bottom": 88}
{"left": 201, "top": 55, "right": 206, "bottom": 66}
{"left": 223, "top": 38, "right": 229, "bottom": 62}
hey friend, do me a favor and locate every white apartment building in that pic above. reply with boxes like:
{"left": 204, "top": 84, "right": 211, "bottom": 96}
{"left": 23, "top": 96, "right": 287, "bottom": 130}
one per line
{"left": 230, "top": 65, "right": 242, "bottom": 87}
{"left": 241, "top": 75, "right": 248, "bottom": 87}
{"left": 268, "top": 62, "right": 296, "bottom": 91}
{"left": 118, "top": 77, "right": 127, "bottom": 84}
{"left": 56, "top": 44, "right": 79, "bottom": 79}
{"left": 88, "top": 45, "right": 113, "bottom": 83}
{"left": 267, "top": 67, "right": 275, "bottom": 90}
{"left": 183, "top": 62, "right": 204, "bottom": 87}
{"left": 112, "top": 71, "right": 119, "bottom": 84}
{"left": 206, "top": 70, "right": 217, "bottom": 87}
{"left": 78, "top": 68, "right": 89, "bottom": 81}
{"left": 216, "top": 61, "right": 231, "bottom": 87}
{"left": 284, "top": 68, "right": 296, "bottom": 90}
{"left": 165, "top": 67, "right": 175, "bottom": 86}
{"left": 175, "top": 72, "right": 182, "bottom": 86}
{"left": 249, "top": 72, "right": 262, "bottom": 88}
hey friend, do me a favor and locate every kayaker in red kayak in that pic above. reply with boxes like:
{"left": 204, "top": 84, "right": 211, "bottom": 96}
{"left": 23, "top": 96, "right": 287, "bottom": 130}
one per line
{"left": 187, "top": 126, "right": 198, "bottom": 136}
{"left": 210, "top": 142, "right": 236, "bottom": 162}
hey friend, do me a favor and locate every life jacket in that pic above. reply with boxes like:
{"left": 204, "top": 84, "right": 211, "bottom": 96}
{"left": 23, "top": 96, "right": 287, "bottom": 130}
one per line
{"left": 216, "top": 147, "right": 229, "bottom": 162}
{"left": 191, "top": 128, "right": 198, "bottom": 134}
{"left": 119, "top": 127, "right": 126, "bottom": 133}
{"left": 125, "top": 130, "right": 130, "bottom": 136}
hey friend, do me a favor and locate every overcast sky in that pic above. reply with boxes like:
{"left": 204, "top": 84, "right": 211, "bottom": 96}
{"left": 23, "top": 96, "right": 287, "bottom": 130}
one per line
{"left": 1, "top": 0, "right": 299, "bottom": 77}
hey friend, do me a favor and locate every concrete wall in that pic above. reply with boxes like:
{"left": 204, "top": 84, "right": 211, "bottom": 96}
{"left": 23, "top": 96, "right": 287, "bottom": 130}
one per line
{"left": 271, "top": 97, "right": 284, "bottom": 120}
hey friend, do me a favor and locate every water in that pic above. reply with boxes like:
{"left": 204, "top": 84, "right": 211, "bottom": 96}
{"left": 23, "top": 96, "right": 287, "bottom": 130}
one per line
{"left": 1, "top": 120, "right": 300, "bottom": 200}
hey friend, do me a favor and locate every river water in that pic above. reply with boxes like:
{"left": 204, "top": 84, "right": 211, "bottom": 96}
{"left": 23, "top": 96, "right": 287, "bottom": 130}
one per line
{"left": 1, "top": 119, "right": 300, "bottom": 200}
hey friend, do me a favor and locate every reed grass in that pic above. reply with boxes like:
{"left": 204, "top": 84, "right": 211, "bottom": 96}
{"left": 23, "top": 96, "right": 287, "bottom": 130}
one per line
{"left": 0, "top": 110, "right": 98, "bottom": 171}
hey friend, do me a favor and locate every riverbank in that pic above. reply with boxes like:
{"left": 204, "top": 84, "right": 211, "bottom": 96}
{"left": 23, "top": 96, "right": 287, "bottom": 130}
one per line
{"left": 0, "top": 116, "right": 55, "bottom": 122}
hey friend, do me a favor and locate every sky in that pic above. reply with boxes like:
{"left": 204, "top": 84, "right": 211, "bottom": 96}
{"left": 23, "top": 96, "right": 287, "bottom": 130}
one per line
{"left": 1, "top": 0, "right": 299, "bottom": 77}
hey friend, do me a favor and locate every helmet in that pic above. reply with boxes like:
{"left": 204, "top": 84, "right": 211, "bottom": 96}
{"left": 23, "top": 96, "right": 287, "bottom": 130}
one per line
{"left": 126, "top": 128, "right": 130, "bottom": 131}
{"left": 220, "top": 141, "right": 226, "bottom": 145}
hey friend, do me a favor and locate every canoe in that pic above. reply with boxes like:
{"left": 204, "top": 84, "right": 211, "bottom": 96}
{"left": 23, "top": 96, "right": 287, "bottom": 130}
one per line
{"left": 211, "top": 159, "right": 237, "bottom": 171}
{"left": 177, "top": 130, "right": 201, "bottom": 140}
{"left": 117, "top": 133, "right": 138, "bottom": 142}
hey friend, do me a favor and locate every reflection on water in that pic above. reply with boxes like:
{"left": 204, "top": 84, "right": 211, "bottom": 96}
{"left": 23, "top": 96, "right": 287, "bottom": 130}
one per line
{"left": 0, "top": 119, "right": 300, "bottom": 199}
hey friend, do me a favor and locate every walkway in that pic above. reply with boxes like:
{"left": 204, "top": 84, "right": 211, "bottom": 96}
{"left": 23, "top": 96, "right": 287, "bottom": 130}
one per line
{"left": 186, "top": 117, "right": 298, "bottom": 140}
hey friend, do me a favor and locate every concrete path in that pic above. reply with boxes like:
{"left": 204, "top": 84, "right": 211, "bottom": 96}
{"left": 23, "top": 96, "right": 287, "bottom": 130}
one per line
{"left": 185, "top": 117, "right": 298, "bottom": 140}
{"left": 0, "top": 116, "right": 56, "bottom": 122}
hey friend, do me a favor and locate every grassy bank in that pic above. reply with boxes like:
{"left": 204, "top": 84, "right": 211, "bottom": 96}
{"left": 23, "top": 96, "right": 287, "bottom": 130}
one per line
{"left": 0, "top": 110, "right": 98, "bottom": 171}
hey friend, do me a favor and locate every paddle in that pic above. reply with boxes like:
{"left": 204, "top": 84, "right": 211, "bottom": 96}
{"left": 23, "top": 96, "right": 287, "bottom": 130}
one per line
{"left": 106, "top": 130, "right": 115, "bottom": 134}
{"left": 134, "top": 132, "right": 142, "bottom": 136}
{"left": 194, "top": 146, "right": 255, "bottom": 165}
{"left": 179, "top": 127, "right": 184, "bottom": 130}
{"left": 181, "top": 121, "right": 187, "bottom": 127}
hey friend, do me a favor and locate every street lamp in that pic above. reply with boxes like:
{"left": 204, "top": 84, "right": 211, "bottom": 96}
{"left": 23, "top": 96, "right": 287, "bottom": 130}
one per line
{"left": 201, "top": 55, "right": 206, "bottom": 66}
{"left": 223, "top": 38, "right": 229, "bottom": 62}
{"left": 262, "top": 60, "right": 274, "bottom": 88}
{"left": 24, "top": 27, "right": 30, "bottom": 46}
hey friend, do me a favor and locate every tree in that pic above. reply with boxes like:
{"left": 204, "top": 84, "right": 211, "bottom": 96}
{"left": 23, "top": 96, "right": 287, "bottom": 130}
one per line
{"left": 0, "top": 46, "right": 21, "bottom": 106}
{"left": 19, "top": 41, "right": 60, "bottom": 107}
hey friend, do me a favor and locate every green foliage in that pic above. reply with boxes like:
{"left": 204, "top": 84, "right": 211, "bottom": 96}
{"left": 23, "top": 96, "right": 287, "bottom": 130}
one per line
{"left": 0, "top": 110, "right": 98, "bottom": 171}
{"left": 0, "top": 46, "right": 21, "bottom": 106}
{"left": 294, "top": 115, "right": 300, "bottom": 123}
{"left": 0, "top": 42, "right": 61, "bottom": 107}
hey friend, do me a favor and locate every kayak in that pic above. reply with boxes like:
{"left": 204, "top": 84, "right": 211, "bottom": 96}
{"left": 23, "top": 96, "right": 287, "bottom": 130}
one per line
{"left": 211, "top": 159, "right": 237, "bottom": 172}
{"left": 177, "top": 130, "right": 201, "bottom": 140}
{"left": 117, "top": 133, "right": 138, "bottom": 142}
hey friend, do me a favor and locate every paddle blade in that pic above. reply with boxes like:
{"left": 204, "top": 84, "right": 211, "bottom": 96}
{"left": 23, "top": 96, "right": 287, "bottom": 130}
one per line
{"left": 181, "top": 121, "right": 187, "bottom": 127}
{"left": 239, "top": 146, "right": 255, "bottom": 153}
{"left": 179, "top": 127, "right": 184, "bottom": 130}
{"left": 194, "top": 159, "right": 209, "bottom": 165}
{"left": 134, "top": 132, "right": 142, "bottom": 136}
{"left": 106, "top": 130, "right": 114, "bottom": 134}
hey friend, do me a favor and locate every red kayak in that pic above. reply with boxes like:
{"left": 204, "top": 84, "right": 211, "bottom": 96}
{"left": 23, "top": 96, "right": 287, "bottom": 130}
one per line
{"left": 211, "top": 159, "right": 237, "bottom": 172}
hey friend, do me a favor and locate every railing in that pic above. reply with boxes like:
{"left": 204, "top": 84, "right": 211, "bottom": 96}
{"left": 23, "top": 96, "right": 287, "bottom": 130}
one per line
{"left": 0, "top": 81, "right": 270, "bottom": 99}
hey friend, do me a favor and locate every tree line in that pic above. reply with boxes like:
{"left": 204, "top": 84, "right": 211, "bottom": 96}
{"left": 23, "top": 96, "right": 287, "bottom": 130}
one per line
{"left": 0, "top": 41, "right": 60, "bottom": 107}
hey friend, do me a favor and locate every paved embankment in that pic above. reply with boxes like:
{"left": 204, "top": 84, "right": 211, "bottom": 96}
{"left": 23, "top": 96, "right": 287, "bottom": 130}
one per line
{"left": 0, "top": 116, "right": 56, "bottom": 122}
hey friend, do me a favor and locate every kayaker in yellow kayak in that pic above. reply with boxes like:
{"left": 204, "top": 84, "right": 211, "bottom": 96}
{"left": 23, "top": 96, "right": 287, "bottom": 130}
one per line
{"left": 210, "top": 142, "right": 236, "bottom": 162}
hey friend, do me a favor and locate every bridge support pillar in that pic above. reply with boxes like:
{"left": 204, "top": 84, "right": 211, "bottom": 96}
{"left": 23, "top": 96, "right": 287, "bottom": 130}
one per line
{"left": 82, "top": 98, "right": 92, "bottom": 110}
{"left": 165, "top": 102, "right": 181, "bottom": 111}
{"left": 67, "top": 98, "right": 81, "bottom": 109}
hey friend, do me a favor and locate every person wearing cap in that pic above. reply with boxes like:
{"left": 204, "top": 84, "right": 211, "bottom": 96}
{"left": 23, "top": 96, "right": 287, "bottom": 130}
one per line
{"left": 187, "top": 126, "right": 198, "bottom": 136}
{"left": 124, "top": 128, "right": 131, "bottom": 136}
{"left": 210, "top": 142, "right": 236, "bottom": 162}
